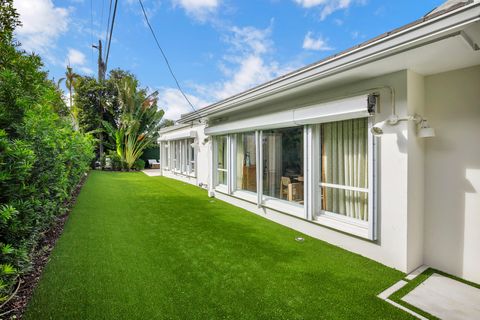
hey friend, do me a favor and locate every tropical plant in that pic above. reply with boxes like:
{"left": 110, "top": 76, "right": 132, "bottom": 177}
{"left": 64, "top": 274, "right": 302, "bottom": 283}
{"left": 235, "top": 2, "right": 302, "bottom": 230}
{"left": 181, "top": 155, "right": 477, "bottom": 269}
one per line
{"left": 103, "top": 76, "right": 164, "bottom": 169}
{"left": 65, "top": 65, "right": 80, "bottom": 127}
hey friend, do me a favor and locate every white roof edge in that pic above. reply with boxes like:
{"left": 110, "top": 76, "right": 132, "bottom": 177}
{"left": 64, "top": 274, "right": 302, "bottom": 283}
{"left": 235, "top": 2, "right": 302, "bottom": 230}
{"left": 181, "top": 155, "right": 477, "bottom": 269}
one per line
{"left": 159, "top": 123, "right": 193, "bottom": 134}
{"left": 178, "top": 1, "right": 479, "bottom": 123}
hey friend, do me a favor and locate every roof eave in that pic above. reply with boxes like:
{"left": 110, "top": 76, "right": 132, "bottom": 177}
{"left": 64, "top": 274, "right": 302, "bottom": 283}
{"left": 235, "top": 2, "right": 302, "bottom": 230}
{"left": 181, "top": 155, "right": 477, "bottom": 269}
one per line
{"left": 178, "top": 1, "right": 479, "bottom": 124}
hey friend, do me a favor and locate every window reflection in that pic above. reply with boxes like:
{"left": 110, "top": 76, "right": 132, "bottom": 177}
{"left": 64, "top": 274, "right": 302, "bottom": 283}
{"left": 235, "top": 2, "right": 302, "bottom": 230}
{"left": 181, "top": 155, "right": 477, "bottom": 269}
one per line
{"left": 235, "top": 132, "right": 256, "bottom": 193}
{"left": 262, "top": 127, "right": 304, "bottom": 205}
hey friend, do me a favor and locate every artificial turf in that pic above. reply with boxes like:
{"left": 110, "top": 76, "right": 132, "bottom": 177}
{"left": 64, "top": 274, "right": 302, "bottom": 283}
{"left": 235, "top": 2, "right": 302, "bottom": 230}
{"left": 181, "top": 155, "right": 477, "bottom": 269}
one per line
{"left": 24, "top": 171, "right": 414, "bottom": 319}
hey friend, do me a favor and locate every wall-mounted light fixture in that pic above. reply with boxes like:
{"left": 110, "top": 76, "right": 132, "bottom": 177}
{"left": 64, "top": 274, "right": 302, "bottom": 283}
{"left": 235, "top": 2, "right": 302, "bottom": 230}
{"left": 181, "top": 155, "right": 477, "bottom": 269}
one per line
{"left": 371, "top": 114, "right": 435, "bottom": 138}
{"left": 190, "top": 140, "right": 199, "bottom": 148}
{"left": 417, "top": 119, "right": 435, "bottom": 138}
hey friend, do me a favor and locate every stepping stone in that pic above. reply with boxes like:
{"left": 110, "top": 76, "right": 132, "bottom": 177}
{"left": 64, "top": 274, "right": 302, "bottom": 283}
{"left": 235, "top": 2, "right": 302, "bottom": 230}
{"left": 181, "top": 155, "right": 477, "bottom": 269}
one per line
{"left": 402, "top": 273, "right": 480, "bottom": 320}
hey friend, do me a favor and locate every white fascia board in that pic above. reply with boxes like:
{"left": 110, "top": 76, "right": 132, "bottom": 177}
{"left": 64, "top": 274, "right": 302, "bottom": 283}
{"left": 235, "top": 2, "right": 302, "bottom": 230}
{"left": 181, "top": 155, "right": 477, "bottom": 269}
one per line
{"left": 159, "top": 123, "right": 192, "bottom": 134}
{"left": 179, "top": 3, "right": 480, "bottom": 123}
{"left": 205, "top": 94, "right": 371, "bottom": 135}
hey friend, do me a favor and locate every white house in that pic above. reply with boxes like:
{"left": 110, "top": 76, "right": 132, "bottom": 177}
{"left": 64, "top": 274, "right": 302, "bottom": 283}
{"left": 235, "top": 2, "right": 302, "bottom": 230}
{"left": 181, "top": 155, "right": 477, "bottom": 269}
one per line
{"left": 159, "top": 0, "right": 480, "bottom": 284}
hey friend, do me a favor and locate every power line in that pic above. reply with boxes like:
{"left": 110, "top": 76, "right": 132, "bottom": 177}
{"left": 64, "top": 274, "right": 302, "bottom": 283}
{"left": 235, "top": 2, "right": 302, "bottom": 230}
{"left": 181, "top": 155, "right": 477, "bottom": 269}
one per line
{"left": 138, "top": 0, "right": 196, "bottom": 112}
{"left": 104, "top": 0, "right": 113, "bottom": 58}
{"left": 104, "top": 0, "right": 118, "bottom": 70}
{"left": 90, "top": 0, "right": 94, "bottom": 65}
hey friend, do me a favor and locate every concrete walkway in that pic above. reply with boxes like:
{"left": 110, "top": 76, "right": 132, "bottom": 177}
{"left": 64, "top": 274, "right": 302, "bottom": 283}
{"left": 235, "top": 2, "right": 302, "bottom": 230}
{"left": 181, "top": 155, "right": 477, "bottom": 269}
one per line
{"left": 378, "top": 266, "right": 480, "bottom": 320}
{"left": 402, "top": 273, "right": 480, "bottom": 320}
{"left": 142, "top": 169, "right": 162, "bottom": 177}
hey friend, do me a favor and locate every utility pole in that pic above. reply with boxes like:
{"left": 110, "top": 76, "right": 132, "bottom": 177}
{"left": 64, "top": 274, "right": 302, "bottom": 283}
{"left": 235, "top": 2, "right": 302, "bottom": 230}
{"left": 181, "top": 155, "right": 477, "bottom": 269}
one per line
{"left": 92, "top": 40, "right": 106, "bottom": 160}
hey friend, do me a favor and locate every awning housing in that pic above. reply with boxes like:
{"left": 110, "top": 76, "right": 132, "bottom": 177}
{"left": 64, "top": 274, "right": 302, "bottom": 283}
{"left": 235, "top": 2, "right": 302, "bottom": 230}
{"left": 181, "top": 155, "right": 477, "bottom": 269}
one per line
{"left": 205, "top": 94, "right": 374, "bottom": 135}
{"left": 159, "top": 129, "right": 197, "bottom": 141}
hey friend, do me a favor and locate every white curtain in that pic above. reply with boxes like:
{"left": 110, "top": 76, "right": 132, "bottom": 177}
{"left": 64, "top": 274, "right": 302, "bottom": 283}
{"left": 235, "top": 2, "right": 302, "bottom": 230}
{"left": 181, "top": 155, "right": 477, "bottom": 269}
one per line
{"left": 322, "top": 118, "right": 368, "bottom": 221}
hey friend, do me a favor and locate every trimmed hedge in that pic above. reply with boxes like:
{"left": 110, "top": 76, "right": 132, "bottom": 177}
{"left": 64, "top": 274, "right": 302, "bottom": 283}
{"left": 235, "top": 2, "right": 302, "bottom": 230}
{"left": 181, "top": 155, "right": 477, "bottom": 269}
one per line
{"left": 0, "top": 14, "right": 94, "bottom": 303}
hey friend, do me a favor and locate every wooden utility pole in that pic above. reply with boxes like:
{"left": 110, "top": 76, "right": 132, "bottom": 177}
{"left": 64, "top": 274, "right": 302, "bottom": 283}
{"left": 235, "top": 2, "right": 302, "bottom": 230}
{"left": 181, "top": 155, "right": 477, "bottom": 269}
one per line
{"left": 92, "top": 40, "right": 106, "bottom": 160}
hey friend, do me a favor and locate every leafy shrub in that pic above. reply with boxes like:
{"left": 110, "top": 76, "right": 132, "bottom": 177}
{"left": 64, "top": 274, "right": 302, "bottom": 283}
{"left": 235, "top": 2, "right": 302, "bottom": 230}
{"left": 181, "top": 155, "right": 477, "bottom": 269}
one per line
{"left": 133, "top": 159, "right": 145, "bottom": 171}
{"left": 0, "top": 2, "right": 94, "bottom": 303}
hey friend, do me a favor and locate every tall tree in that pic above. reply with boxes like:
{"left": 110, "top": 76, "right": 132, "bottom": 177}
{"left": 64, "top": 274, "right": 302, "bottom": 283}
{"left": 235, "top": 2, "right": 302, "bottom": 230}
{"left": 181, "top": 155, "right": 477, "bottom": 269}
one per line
{"left": 65, "top": 65, "right": 79, "bottom": 127}
{"left": 103, "top": 76, "right": 164, "bottom": 169}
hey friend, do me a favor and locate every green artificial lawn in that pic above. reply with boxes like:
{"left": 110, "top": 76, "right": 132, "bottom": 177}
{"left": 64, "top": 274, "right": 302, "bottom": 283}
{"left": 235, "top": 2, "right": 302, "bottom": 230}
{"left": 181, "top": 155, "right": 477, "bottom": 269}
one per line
{"left": 25, "top": 171, "right": 414, "bottom": 319}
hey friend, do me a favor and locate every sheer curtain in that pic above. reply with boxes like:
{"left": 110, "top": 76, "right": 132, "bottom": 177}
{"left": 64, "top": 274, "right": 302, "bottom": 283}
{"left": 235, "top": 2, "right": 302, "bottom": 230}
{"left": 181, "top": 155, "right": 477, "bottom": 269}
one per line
{"left": 321, "top": 118, "right": 368, "bottom": 221}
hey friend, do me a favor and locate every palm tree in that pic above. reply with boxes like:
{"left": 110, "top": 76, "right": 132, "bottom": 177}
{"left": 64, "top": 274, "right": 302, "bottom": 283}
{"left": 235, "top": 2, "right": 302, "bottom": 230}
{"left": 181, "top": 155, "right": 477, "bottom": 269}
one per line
{"left": 65, "top": 65, "right": 79, "bottom": 128}
{"left": 103, "top": 76, "right": 164, "bottom": 170}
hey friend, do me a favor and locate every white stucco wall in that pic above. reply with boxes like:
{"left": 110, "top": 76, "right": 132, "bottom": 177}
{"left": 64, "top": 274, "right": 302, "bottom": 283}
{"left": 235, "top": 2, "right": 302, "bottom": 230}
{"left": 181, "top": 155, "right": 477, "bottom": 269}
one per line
{"left": 406, "top": 70, "right": 426, "bottom": 272}
{"left": 424, "top": 65, "right": 480, "bottom": 284}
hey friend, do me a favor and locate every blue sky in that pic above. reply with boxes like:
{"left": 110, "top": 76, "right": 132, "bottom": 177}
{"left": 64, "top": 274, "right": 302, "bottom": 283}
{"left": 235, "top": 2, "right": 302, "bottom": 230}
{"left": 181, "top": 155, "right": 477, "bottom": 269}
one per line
{"left": 14, "top": 0, "right": 445, "bottom": 119}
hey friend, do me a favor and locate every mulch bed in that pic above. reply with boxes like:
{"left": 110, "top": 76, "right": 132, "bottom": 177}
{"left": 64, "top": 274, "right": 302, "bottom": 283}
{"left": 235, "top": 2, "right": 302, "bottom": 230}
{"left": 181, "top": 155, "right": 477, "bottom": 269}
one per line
{"left": 0, "top": 173, "right": 89, "bottom": 320}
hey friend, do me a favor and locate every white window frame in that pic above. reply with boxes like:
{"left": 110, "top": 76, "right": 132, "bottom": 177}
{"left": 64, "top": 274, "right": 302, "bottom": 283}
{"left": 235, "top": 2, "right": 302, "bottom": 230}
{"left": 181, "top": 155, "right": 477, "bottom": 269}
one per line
{"left": 214, "top": 135, "right": 229, "bottom": 193}
{"left": 258, "top": 126, "right": 306, "bottom": 219}
{"left": 160, "top": 142, "right": 170, "bottom": 171}
{"left": 210, "top": 103, "right": 377, "bottom": 240}
{"left": 231, "top": 132, "right": 258, "bottom": 203}
{"left": 165, "top": 138, "right": 197, "bottom": 178}
{"left": 187, "top": 138, "right": 196, "bottom": 177}
{"left": 313, "top": 117, "right": 377, "bottom": 240}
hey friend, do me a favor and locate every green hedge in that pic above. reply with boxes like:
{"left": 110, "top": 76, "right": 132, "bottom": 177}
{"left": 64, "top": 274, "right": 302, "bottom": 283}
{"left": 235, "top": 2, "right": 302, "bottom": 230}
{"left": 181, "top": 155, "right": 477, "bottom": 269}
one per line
{"left": 0, "top": 14, "right": 95, "bottom": 302}
{"left": 139, "top": 145, "right": 160, "bottom": 167}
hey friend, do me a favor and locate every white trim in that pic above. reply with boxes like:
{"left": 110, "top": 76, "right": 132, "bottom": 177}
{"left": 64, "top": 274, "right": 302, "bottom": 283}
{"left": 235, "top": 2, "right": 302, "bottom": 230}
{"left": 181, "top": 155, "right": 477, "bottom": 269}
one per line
{"left": 227, "top": 134, "right": 234, "bottom": 194}
{"left": 321, "top": 211, "right": 369, "bottom": 228}
{"left": 315, "top": 117, "right": 376, "bottom": 240}
{"left": 368, "top": 116, "right": 377, "bottom": 240}
{"left": 232, "top": 190, "right": 258, "bottom": 204}
{"left": 159, "top": 129, "right": 197, "bottom": 141}
{"left": 263, "top": 196, "right": 304, "bottom": 218}
{"left": 215, "top": 184, "right": 228, "bottom": 194}
{"left": 181, "top": 3, "right": 480, "bottom": 123}
{"left": 256, "top": 131, "right": 263, "bottom": 208}
{"left": 319, "top": 182, "right": 369, "bottom": 193}
{"left": 303, "top": 125, "right": 310, "bottom": 220}
{"left": 314, "top": 215, "right": 369, "bottom": 239}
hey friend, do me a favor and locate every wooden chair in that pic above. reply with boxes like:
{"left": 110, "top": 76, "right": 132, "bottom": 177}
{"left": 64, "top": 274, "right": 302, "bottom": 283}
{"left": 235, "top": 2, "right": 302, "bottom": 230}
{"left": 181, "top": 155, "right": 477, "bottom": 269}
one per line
{"left": 288, "top": 183, "right": 303, "bottom": 203}
{"left": 280, "top": 176, "right": 304, "bottom": 203}
{"left": 280, "top": 177, "right": 291, "bottom": 199}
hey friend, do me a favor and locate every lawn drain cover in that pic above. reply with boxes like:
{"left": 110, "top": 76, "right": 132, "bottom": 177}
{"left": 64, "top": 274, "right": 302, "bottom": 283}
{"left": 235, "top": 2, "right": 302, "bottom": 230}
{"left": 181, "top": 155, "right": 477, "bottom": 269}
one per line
{"left": 295, "top": 237, "right": 305, "bottom": 242}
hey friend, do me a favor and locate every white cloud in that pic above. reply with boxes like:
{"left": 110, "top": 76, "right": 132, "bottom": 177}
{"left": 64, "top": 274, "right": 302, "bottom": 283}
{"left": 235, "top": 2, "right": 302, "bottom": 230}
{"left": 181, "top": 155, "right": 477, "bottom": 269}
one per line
{"left": 206, "top": 24, "right": 296, "bottom": 100}
{"left": 302, "top": 32, "right": 333, "bottom": 51}
{"left": 79, "top": 66, "right": 94, "bottom": 75}
{"left": 65, "top": 48, "right": 94, "bottom": 75}
{"left": 157, "top": 23, "right": 300, "bottom": 120}
{"left": 66, "top": 48, "right": 86, "bottom": 66}
{"left": 293, "top": 0, "right": 355, "bottom": 20}
{"left": 14, "top": 0, "right": 70, "bottom": 53}
{"left": 157, "top": 87, "right": 211, "bottom": 120}
{"left": 172, "top": 0, "right": 220, "bottom": 21}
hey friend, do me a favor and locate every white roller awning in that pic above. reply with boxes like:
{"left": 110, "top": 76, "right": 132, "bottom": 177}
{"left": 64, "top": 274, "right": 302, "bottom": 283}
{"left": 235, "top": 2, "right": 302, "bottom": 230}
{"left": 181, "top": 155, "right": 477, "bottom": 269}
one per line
{"left": 159, "top": 129, "right": 197, "bottom": 141}
{"left": 204, "top": 94, "right": 374, "bottom": 135}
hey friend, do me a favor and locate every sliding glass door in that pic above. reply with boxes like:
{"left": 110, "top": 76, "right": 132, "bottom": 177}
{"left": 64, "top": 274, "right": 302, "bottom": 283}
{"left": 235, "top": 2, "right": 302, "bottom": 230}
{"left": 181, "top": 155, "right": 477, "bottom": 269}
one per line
{"left": 262, "top": 127, "right": 304, "bottom": 206}
{"left": 318, "top": 118, "right": 370, "bottom": 223}
{"left": 216, "top": 135, "right": 228, "bottom": 186}
{"left": 235, "top": 132, "right": 257, "bottom": 193}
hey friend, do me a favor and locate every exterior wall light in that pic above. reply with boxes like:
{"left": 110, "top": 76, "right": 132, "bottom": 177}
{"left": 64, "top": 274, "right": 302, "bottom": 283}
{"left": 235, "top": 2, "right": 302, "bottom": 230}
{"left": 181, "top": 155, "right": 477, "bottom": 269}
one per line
{"left": 418, "top": 119, "right": 436, "bottom": 138}
{"left": 371, "top": 114, "right": 435, "bottom": 138}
